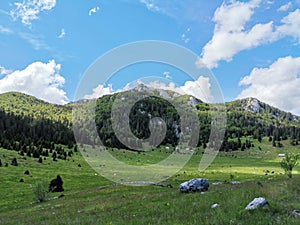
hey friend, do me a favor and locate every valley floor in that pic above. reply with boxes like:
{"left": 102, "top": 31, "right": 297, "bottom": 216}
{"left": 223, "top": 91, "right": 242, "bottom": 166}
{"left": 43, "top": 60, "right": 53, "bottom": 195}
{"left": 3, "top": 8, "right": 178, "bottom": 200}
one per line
{"left": 0, "top": 138, "right": 299, "bottom": 225}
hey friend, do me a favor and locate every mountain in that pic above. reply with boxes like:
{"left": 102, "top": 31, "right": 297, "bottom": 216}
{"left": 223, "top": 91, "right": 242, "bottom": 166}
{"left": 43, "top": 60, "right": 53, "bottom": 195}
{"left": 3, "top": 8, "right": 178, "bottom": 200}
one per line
{"left": 227, "top": 97, "right": 299, "bottom": 125}
{"left": 0, "top": 90, "right": 299, "bottom": 154}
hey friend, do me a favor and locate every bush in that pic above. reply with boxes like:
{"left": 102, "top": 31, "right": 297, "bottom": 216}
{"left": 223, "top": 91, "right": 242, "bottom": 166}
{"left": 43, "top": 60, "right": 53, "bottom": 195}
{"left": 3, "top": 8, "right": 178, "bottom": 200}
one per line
{"left": 32, "top": 181, "right": 49, "bottom": 202}
{"left": 49, "top": 175, "right": 64, "bottom": 192}
{"left": 280, "top": 153, "right": 299, "bottom": 178}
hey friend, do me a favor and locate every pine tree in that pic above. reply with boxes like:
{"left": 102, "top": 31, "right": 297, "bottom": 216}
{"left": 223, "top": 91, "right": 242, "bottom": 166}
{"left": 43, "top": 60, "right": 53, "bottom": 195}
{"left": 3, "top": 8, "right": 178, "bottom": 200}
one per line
{"left": 11, "top": 157, "right": 18, "bottom": 166}
{"left": 49, "top": 175, "right": 64, "bottom": 192}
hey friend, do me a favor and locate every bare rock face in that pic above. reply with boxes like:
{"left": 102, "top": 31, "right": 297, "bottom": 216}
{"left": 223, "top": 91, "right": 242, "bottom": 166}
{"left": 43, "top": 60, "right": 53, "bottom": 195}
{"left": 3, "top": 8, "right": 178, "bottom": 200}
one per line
{"left": 179, "top": 178, "right": 209, "bottom": 193}
{"left": 245, "top": 197, "right": 268, "bottom": 210}
{"left": 244, "top": 98, "right": 262, "bottom": 114}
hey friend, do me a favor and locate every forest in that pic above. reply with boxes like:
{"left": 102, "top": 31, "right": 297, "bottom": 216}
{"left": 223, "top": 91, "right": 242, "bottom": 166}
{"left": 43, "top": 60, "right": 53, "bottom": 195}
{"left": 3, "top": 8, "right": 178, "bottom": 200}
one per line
{"left": 0, "top": 91, "right": 300, "bottom": 158}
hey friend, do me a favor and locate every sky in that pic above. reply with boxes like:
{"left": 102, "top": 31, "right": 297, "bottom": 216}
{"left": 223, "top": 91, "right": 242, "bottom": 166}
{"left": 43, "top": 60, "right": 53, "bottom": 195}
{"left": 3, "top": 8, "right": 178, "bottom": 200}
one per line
{"left": 0, "top": 0, "right": 300, "bottom": 115}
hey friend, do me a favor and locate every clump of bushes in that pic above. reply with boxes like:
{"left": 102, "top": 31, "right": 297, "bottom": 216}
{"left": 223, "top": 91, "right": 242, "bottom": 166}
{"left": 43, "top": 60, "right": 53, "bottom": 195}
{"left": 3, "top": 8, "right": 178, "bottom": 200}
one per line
{"left": 32, "top": 181, "right": 49, "bottom": 202}
{"left": 32, "top": 175, "right": 64, "bottom": 203}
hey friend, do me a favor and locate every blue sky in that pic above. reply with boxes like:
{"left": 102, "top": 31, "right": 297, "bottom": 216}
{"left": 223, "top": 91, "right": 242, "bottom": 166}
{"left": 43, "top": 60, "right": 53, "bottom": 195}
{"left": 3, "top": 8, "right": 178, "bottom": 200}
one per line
{"left": 0, "top": 0, "right": 300, "bottom": 114}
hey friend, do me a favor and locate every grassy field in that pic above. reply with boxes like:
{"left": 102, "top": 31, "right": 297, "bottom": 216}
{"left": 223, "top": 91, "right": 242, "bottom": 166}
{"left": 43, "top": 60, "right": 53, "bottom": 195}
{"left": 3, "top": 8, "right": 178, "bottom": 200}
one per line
{"left": 0, "top": 137, "right": 300, "bottom": 224}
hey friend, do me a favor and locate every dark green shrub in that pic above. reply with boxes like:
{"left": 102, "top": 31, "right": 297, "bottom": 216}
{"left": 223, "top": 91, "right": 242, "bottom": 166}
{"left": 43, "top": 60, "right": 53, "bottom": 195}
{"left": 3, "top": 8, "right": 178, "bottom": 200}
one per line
{"left": 49, "top": 175, "right": 64, "bottom": 192}
{"left": 11, "top": 157, "right": 18, "bottom": 166}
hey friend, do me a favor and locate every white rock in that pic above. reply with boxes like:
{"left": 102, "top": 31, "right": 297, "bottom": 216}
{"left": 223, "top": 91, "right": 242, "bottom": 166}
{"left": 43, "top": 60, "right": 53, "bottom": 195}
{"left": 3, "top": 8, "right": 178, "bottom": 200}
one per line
{"left": 212, "top": 182, "right": 224, "bottom": 185}
{"left": 291, "top": 210, "right": 300, "bottom": 216}
{"left": 211, "top": 203, "right": 220, "bottom": 208}
{"left": 179, "top": 178, "right": 209, "bottom": 193}
{"left": 230, "top": 181, "right": 242, "bottom": 185}
{"left": 245, "top": 197, "right": 268, "bottom": 210}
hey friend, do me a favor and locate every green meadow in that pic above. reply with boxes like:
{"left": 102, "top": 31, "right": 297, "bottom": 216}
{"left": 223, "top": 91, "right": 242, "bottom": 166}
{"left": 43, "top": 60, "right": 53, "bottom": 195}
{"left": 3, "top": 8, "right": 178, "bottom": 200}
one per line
{"left": 0, "top": 137, "right": 299, "bottom": 225}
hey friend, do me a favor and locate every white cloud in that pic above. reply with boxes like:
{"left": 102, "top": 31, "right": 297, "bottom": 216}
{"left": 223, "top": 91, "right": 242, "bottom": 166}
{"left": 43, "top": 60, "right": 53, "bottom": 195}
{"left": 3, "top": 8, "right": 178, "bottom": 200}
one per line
{"left": 181, "top": 76, "right": 212, "bottom": 101}
{"left": 198, "top": 0, "right": 280, "bottom": 69}
{"left": 148, "top": 76, "right": 213, "bottom": 102}
{"left": 0, "top": 24, "right": 51, "bottom": 52}
{"left": 0, "top": 9, "right": 10, "bottom": 15}
{"left": 58, "top": 28, "right": 65, "bottom": 39}
{"left": 277, "top": 2, "right": 292, "bottom": 12}
{"left": 183, "top": 27, "right": 191, "bottom": 43}
{"left": 84, "top": 84, "right": 113, "bottom": 99}
{"left": 277, "top": 9, "right": 300, "bottom": 44}
{"left": 140, "top": 0, "right": 160, "bottom": 12}
{"left": 10, "top": 0, "right": 56, "bottom": 27}
{"left": 84, "top": 76, "right": 213, "bottom": 102}
{"left": 19, "top": 32, "right": 50, "bottom": 50}
{"left": 0, "top": 66, "right": 13, "bottom": 75}
{"left": 181, "top": 33, "right": 190, "bottom": 44}
{"left": 88, "top": 6, "right": 100, "bottom": 16}
{"left": 163, "top": 71, "right": 172, "bottom": 79}
{"left": 0, "top": 25, "right": 12, "bottom": 34}
{"left": 0, "top": 60, "right": 68, "bottom": 104}
{"left": 238, "top": 56, "right": 300, "bottom": 115}
{"left": 213, "top": 0, "right": 261, "bottom": 33}
{"left": 198, "top": 2, "right": 300, "bottom": 69}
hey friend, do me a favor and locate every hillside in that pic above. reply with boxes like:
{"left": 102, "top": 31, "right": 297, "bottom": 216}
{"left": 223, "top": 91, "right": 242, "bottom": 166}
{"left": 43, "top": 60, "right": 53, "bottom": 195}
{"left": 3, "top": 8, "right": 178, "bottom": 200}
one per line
{"left": 0, "top": 90, "right": 300, "bottom": 153}
{"left": 0, "top": 92, "right": 74, "bottom": 156}
{"left": 0, "top": 92, "right": 72, "bottom": 122}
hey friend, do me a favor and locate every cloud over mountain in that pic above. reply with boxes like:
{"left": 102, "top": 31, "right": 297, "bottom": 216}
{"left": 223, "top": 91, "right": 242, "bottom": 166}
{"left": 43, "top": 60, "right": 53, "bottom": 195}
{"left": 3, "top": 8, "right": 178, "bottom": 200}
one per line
{"left": 0, "top": 60, "right": 68, "bottom": 104}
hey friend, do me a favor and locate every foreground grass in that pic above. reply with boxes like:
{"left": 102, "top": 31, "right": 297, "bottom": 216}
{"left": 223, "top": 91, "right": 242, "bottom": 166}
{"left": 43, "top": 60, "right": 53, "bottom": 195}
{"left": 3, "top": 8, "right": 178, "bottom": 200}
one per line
{"left": 0, "top": 138, "right": 299, "bottom": 225}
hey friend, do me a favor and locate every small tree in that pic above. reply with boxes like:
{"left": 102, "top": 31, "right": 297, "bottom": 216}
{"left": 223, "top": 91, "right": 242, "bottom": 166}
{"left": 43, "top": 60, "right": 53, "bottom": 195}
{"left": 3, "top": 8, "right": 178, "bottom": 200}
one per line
{"left": 280, "top": 153, "right": 299, "bottom": 178}
{"left": 32, "top": 181, "right": 49, "bottom": 202}
{"left": 11, "top": 157, "right": 18, "bottom": 166}
{"left": 49, "top": 175, "right": 64, "bottom": 192}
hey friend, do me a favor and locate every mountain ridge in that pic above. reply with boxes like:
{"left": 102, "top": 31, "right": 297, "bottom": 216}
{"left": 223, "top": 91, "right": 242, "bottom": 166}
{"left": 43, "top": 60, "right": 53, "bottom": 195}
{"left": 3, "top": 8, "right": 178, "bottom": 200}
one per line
{"left": 0, "top": 90, "right": 300, "bottom": 153}
{"left": 0, "top": 91, "right": 298, "bottom": 122}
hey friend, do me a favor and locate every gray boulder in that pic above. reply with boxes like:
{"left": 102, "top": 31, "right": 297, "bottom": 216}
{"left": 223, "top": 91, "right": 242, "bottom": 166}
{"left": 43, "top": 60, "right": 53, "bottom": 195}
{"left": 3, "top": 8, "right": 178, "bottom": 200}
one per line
{"left": 245, "top": 197, "right": 268, "bottom": 210}
{"left": 291, "top": 210, "right": 300, "bottom": 217}
{"left": 180, "top": 178, "right": 209, "bottom": 193}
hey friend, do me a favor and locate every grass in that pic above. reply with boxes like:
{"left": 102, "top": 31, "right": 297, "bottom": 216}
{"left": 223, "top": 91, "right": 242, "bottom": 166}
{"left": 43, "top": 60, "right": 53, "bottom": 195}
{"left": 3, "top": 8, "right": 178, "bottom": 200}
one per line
{"left": 0, "top": 137, "right": 300, "bottom": 224}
